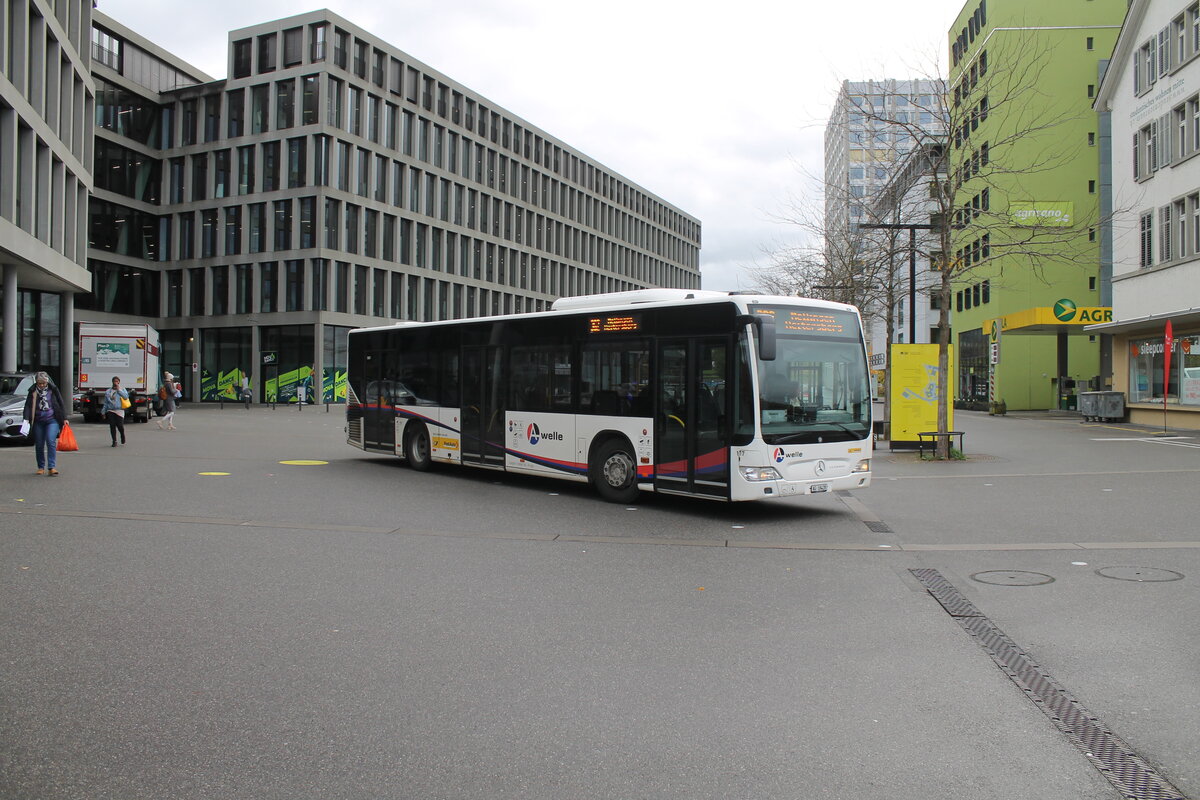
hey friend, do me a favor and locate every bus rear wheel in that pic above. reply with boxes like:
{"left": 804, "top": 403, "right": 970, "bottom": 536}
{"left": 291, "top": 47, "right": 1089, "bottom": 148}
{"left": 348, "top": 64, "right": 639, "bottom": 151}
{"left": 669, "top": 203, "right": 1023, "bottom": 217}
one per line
{"left": 591, "top": 439, "right": 640, "bottom": 504}
{"left": 404, "top": 422, "right": 432, "bottom": 471}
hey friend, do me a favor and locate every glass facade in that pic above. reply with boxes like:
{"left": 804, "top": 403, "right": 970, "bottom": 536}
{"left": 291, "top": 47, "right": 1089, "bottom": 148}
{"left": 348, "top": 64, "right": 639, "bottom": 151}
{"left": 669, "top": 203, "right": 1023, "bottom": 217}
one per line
{"left": 1129, "top": 333, "right": 1200, "bottom": 406}
{"left": 200, "top": 327, "right": 252, "bottom": 400}
{"left": 59, "top": 10, "right": 700, "bottom": 408}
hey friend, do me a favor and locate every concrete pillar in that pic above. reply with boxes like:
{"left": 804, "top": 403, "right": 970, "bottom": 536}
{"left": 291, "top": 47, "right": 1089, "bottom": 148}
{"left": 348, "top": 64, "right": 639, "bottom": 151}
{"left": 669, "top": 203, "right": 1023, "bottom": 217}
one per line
{"left": 312, "top": 321, "right": 324, "bottom": 403}
{"left": 60, "top": 292, "right": 74, "bottom": 393}
{"left": 2, "top": 265, "right": 17, "bottom": 372}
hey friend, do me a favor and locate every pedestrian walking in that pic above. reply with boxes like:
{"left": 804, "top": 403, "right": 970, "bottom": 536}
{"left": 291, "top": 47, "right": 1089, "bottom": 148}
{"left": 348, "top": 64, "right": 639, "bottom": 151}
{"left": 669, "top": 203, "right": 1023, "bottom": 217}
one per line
{"left": 22, "top": 371, "right": 67, "bottom": 476}
{"left": 157, "top": 371, "right": 178, "bottom": 430}
{"left": 102, "top": 376, "right": 129, "bottom": 446}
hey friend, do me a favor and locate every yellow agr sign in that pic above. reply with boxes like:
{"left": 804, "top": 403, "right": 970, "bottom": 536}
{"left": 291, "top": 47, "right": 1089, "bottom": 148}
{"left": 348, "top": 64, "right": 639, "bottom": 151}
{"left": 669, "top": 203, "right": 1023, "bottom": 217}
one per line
{"left": 987, "top": 301, "right": 1113, "bottom": 335}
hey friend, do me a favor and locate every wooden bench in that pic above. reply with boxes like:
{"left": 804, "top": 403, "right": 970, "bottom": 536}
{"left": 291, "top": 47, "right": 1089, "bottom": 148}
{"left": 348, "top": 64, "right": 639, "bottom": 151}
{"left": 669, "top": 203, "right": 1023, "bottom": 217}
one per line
{"left": 917, "top": 430, "right": 965, "bottom": 457}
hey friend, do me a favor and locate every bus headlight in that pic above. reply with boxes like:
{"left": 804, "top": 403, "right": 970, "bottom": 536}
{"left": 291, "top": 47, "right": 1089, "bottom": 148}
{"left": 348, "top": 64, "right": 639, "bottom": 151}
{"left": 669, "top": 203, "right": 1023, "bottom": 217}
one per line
{"left": 853, "top": 459, "right": 871, "bottom": 473}
{"left": 740, "top": 466, "right": 782, "bottom": 482}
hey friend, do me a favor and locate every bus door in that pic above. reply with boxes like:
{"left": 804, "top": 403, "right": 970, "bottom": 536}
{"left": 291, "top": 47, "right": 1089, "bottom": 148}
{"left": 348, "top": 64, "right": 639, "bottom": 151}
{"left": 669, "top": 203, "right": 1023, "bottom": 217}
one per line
{"left": 362, "top": 350, "right": 396, "bottom": 452}
{"left": 461, "top": 345, "right": 506, "bottom": 467}
{"left": 655, "top": 338, "right": 730, "bottom": 498}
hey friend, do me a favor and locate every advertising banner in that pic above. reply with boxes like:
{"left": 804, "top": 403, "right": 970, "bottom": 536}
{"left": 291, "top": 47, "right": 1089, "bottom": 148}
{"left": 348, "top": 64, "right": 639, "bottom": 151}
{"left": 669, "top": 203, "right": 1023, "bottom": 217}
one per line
{"left": 889, "top": 344, "right": 954, "bottom": 446}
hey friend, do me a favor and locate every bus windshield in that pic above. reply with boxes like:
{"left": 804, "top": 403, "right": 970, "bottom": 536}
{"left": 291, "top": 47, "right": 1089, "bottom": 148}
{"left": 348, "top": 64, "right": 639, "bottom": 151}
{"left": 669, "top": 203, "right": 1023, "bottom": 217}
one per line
{"left": 754, "top": 306, "right": 871, "bottom": 445}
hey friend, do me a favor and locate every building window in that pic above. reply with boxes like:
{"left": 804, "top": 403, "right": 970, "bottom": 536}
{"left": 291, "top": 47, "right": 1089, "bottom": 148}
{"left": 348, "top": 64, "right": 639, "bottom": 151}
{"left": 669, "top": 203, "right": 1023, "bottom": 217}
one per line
{"left": 1177, "top": 198, "right": 1188, "bottom": 259}
{"left": 274, "top": 199, "right": 292, "bottom": 251}
{"left": 238, "top": 146, "right": 255, "bottom": 195}
{"left": 214, "top": 149, "right": 230, "bottom": 198}
{"left": 1161, "top": 205, "right": 1173, "bottom": 262}
{"left": 312, "top": 259, "right": 329, "bottom": 311}
{"left": 235, "top": 264, "right": 252, "bottom": 314}
{"left": 355, "top": 265, "right": 368, "bottom": 314}
{"left": 260, "top": 262, "right": 278, "bottom": 312}
{"left": 211, "top": 265, "right": 228, "bottom": 316}
{"left": 299, "top": 197, "right": 315, "bottom": 249}
{"left": 251, "top": 85, "right": 269, "bottom": 134}
{"left": 336, "top": 262, "right": 350, "bottom": 313}
{"left": 257, "top": 33, "right": 277, "bottom": 74}
{"left": 287, "top": 137, "right": 306, "bottom": 188}
{"left": 204, "top": 95, "right": 221, "bottom": 142}
{"left": 302, "top": 75, "right": 320, "bottom": 125}
{"left": 224, "top": 206, "right": 240, "bottom": 256}
{"left": 233, "top": 39, "right": 252, "bottom": 78}
{"left": 192, "top": 154, "right": 208, "bottom": 201}
{"left": 248, "top": 203, "right": 265, "bottom": 254}
{"left": 263, "top": 141, "right": 280, "bottom": 192}
{"left": 283, "top": 27, "right": 303, "bottom": 67}
{"left": 1129, "top": 333, "right": 1199, "bottom": 404}
{"left": 1140, "top": 212, "right": 1154, "bottom": 267}
{"left": 201, "top": 210, "right": 217, "bottom": 258}
{"left": 1191, "top": 193, "right": 1200, "bottom": 255}
{"left": 189, "top": 267, "right": 206, "bottom": 315}
{"left": 285, "top": 260, "right": 304, "bottom": 312}
{"left": 228, "top": 89, "right": 245, "bottom": 138}
{"left": 276, "top": 79, "right": 295, "bottom": 130}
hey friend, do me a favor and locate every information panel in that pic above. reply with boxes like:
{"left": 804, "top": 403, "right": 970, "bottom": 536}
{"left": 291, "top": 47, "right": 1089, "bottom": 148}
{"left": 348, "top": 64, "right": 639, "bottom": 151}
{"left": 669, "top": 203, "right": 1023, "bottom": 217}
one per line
{"left": 889, "top": 344, "right": 954, "bottom": 446}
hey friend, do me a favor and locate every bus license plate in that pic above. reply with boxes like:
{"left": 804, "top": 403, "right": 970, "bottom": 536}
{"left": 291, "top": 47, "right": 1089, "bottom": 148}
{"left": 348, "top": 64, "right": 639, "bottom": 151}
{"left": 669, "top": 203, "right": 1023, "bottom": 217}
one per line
{"left": 809, "top": 483, "right": 830, "bottom": 494}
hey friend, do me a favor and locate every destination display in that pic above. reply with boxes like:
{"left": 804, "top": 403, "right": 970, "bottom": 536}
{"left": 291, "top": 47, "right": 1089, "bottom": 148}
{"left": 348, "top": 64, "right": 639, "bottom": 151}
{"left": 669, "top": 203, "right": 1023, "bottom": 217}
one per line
{"left": 755, "top": 306, "right": 855, "bottom": 337}
{"left": 587, "top": 314, "right": 641, "bottom": 334}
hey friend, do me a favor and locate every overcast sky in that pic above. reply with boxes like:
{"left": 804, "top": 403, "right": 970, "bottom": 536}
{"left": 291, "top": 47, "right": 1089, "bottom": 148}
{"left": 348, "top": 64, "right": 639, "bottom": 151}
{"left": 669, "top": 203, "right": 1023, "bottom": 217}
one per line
{"left": 95, "top": 0, "right": 969, "bottom": 291}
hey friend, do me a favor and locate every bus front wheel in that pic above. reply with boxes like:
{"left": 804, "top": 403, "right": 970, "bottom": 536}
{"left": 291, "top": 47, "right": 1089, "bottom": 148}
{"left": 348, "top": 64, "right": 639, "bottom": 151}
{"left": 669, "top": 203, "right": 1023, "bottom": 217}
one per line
{"left": 591, "top": 439, "right": 640, "bottom": 504}
{"left": 404, "top": 423, "right": 432, "bottom": 471}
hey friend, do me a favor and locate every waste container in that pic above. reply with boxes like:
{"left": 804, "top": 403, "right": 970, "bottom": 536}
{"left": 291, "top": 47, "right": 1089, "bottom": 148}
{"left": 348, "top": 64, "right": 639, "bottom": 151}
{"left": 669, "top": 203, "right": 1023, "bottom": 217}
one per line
{"left": 1078, "top": 391, "right": 1125, "bottom": 422}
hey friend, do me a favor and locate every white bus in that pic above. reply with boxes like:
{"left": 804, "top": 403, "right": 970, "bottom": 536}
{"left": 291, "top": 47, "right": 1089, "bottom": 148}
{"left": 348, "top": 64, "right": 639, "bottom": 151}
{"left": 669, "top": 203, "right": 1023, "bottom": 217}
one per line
{"left": 346, "top": 290, "right": 873, "bottom": 503}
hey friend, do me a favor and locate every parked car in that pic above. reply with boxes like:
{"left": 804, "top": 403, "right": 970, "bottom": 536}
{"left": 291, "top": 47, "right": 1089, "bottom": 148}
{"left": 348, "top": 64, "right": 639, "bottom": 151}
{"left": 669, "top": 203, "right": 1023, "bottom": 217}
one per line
{"left": 0, "top": 372, "right": 60, "bottom": 444}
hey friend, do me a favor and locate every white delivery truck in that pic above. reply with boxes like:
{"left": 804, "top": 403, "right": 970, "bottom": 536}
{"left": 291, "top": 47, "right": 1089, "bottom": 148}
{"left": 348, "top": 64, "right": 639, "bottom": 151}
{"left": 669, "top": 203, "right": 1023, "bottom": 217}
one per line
{"left": 77, "top": 322, "right": 162, "bottom": 423}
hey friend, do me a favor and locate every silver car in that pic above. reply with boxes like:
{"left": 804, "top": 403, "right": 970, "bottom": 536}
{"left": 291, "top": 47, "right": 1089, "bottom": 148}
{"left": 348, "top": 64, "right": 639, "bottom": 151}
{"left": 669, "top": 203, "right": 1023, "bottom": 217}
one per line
{"left": 0, "top": 372, "right": 58, "bottom": 444}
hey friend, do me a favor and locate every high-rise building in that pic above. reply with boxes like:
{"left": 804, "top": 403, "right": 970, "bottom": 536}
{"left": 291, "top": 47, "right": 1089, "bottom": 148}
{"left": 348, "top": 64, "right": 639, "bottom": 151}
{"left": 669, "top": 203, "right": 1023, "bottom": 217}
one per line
{"left": 0, "top": 0, "right": 95, "bottom": 389}
{"left": 823, "top": 78, "right": 945, "bottom": 360}
{"left": 947, "top": 0, "right": 1126, "bottom": 410}
{"left": 825, "top": 79, "right": 944, "bottom": 242}
{"left": 4, "top": 7, "right": 702, "bottom": 403}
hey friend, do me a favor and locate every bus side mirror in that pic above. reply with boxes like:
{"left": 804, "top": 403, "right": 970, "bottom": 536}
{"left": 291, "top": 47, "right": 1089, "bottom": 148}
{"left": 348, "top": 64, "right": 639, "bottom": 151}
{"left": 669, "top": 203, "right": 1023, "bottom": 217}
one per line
{"left": 738, "top": 315, "right": 776, "bottom": 361}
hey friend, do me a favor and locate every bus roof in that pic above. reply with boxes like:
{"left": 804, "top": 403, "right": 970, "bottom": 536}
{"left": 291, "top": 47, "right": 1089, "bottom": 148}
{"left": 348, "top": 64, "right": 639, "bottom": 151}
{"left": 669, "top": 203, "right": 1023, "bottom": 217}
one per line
{"left": 349, "top": 290, "right": 858, "bottom": 335}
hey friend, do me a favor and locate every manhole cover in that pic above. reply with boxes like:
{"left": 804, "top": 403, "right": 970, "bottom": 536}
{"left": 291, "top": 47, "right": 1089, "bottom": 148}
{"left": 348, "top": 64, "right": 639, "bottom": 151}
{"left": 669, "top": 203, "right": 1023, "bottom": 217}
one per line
{"left": 971, "top": 570, "right": 1055, "bottom": 586}
{"left": 1095, "top": 567, "right": 1184, "bottom": 583}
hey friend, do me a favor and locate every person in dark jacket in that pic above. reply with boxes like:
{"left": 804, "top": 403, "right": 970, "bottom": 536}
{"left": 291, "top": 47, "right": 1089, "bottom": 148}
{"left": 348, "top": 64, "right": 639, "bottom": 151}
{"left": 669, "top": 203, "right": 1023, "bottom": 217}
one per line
{"left": 22, "top": 371, "right": 68, "bottom": 476}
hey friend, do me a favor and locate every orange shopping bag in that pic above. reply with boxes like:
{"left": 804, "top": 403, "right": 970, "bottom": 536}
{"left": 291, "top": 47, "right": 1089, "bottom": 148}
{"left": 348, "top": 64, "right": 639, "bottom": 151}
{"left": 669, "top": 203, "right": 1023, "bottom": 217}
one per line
{"left": 57, "top": 421, "right": 78, "bottom": 452}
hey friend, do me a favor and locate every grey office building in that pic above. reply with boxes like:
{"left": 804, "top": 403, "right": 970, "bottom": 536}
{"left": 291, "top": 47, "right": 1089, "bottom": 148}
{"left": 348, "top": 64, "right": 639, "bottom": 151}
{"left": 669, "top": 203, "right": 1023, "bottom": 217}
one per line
{"left": 0, "top": 0, "right": 94, "bottom": 390}
{"left": 6, "top": 6, "right": 702, "bottom": 402}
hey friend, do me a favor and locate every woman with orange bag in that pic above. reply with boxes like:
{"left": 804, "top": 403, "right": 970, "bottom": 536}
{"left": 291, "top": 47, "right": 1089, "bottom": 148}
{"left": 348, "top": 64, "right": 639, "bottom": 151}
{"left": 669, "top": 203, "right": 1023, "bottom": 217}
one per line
{"left": 22, "top": 371, "right": 68, "bottom": 476}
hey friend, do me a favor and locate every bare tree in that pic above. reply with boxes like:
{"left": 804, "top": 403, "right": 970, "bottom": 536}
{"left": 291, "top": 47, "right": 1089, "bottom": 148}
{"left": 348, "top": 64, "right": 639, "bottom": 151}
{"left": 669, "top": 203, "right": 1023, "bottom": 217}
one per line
{"left": 820, "top": 34, "right": 1104, "bottom": 457}
{"left": 755, "top": 79, "right": 944, "bottom": 415}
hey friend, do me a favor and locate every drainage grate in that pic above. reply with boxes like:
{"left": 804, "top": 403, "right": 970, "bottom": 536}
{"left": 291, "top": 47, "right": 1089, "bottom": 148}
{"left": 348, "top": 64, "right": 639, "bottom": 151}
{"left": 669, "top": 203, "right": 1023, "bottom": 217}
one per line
{"left": 864, "top": 521, "right": 893, "bottom": 533}
{"left": 910, "top": 568, "right": 1186, "bottom": 800}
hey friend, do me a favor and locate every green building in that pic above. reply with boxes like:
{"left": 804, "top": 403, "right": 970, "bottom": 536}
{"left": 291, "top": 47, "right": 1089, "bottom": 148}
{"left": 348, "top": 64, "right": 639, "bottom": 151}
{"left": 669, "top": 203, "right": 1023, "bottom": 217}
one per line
{"left": 948, "top": 0, "right": 1126, "bottom": 410}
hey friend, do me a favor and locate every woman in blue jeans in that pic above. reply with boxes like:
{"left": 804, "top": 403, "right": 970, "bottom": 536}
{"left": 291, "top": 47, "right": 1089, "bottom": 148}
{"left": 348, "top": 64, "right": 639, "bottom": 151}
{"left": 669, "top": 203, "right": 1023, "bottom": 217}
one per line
{"left": 22, "top": 371, "right": 68, "bottom": 476}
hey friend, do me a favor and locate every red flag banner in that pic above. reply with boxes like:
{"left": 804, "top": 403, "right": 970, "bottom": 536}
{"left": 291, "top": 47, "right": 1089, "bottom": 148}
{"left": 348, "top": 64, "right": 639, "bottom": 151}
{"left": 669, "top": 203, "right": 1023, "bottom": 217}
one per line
{"left": 1164, "top": 320, "right": 1174, "bottom": 411}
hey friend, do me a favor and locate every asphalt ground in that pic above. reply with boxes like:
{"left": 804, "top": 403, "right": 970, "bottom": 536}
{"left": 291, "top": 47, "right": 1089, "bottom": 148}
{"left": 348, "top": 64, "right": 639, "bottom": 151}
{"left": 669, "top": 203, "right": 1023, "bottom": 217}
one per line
{"left": 0, "top": 402, "right": 1196, "bottom": 799}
